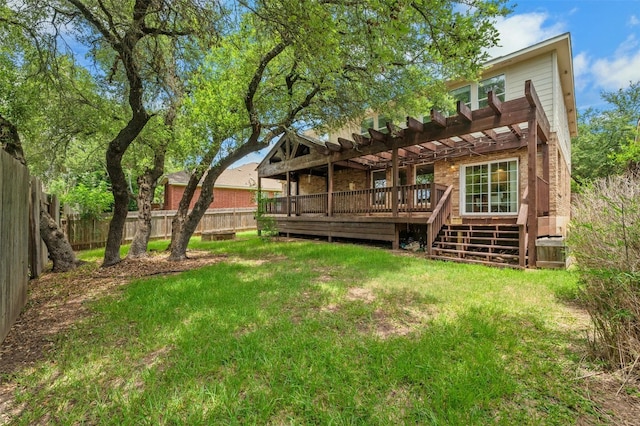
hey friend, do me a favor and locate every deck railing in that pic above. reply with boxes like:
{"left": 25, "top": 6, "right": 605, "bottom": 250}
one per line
{"left": 426, "top": 185, "right": 453, "bottom": 256}
{"left": 263, "top": 183, "right": 447, "bottom": 216}
{"left": 293, "top": 193, "right": 328, "bottom": 215}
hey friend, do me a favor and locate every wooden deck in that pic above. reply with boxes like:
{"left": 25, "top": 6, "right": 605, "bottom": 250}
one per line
{"left": 261, "top": 183, "right": 447, "bottom": 249}
{"left": 261, "top": 183, "right": 530, "bottom": 268}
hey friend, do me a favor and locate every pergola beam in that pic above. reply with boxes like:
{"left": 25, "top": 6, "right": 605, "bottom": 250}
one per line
{"left": 337, "top": 137, "right": 354, "bottom": 150}
{"left": 259, "top": 83, "right": 552, "bottom": 179}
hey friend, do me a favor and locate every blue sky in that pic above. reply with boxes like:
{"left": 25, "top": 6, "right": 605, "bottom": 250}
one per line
{"left": 491, "top": 0, "right": 640, "bottom": 110}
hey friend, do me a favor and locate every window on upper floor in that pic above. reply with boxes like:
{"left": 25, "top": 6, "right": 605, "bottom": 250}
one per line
{"left": 361, "top": 114, "right": 393, "bottom": 135}
{"left": 360, "top": 117, "right": 374, "bottom": 135}
{"left": 478, "top": 75, "right": 505, "bottom": 108}
{"left": 451, "top": 85, "right": 472, "bottom": 109}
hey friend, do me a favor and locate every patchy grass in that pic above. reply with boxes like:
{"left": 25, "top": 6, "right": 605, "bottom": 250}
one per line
{"left": 2, "top": 233, "right": 633, "bottom": 424}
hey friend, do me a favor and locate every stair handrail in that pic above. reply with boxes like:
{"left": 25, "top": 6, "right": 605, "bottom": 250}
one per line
{"left": 426, "top": 185, "right": 453, "bottom": 257}
{"left": 516, "top": 187, "right": 529, "bottom": 268}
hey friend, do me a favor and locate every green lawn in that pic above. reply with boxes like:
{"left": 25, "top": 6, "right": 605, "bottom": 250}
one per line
{"left": 8, "top": 233, "right": 602, "bottom": 424}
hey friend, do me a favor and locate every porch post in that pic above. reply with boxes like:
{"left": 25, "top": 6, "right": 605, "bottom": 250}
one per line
{"left": 407, "top": 164, "right": 415, "bottom": 211}
{"left": 392, "top": 146, "right": 399, "bottom": 217}
{"left": 527, "top": 114, "right": 538, "bottom": 268}
{"left": 257, "top": 176, "right": 262, "bottom": 236}
{"left": 327, "top": 160, "right": 334, "bottom": 217}
{"left": 286, "top": 171, "right": 291, "bottom": 217}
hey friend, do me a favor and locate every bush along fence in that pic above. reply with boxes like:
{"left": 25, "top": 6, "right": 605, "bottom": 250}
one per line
{"left": 64, "top": 208, "right": 258, "bottom": 250}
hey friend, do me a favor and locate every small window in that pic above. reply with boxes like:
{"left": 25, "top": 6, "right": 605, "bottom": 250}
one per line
{"left": 362, "top": 115, "right": 392, "bottom": 135}
{"left": 451, "top": 85, "right": 471, "bottom": 109}
{"left": 377, "top": 115, "right": 391, "bottom": 134}
{"left": 373, "top": 170, "right": 387, "bottom": 188}
{"left": 360, "top": 117, "right": 374, "bottom": 135}
{"left": 478, "top": 75, "right": 505, "bottom": 108}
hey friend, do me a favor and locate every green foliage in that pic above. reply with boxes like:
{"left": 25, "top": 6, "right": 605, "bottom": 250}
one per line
{"left": 568, "top": 173, "right": 640, "bottom": 371}
{"left": 572, "top": 82, "right": 640, "bottom": 187}
{"left": 254, "top": 190, "right": 279, "bottom": 239}
{"left": 51, "top": 173, "right": 114, "bottom": 219}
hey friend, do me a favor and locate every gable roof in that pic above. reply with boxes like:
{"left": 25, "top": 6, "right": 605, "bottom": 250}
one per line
{"left": 162, "top": 162, "right": 282, "bottom": 192}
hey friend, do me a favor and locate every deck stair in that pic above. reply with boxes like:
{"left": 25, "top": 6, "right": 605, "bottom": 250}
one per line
{"left": 429, "top": 224, "right": 523, "bottom": 268}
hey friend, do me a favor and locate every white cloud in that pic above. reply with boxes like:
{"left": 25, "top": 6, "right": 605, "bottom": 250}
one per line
{"left": 486, "top": 12, "right": 567, "bottom": 59}
{"left": 573, "top": 52, "right": 591, "bottom": 91}
{"left": 630, "top": 15, "right": 640, "bottom": 27}
{"left": 591, "top": 49, "right": 640, "bottom": 90}
{"left": 571, "top": 35, "right": 640, "bottom": 94}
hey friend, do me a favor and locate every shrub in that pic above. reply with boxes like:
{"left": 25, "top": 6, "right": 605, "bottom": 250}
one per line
{"left": 51, "top": 173, "right": 114, "bottom": 220}
{"left": 568, "top": 173, "right": 640, "bottom": 372}
{"left": 254, "top": 190, "right": 279, "bottom": 239}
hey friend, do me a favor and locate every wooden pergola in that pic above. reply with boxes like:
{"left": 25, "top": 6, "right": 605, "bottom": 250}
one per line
{"left": 258, "top": 80, "right": 551, "bottom": 267}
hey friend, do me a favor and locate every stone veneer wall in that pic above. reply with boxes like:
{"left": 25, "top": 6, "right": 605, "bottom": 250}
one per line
{"left": 433, "top": 147, "right": 529, "bottom": 220}
{"left": 298, "top": 168, "right": 368, "bottom": 195}
{"left": 433, "top": 136, "right": 571, "bottom": 237}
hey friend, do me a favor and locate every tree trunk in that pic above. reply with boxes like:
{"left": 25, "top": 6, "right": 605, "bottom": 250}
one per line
{"left": 127, "top": 145, "right": 166, "bottom": 259}
{"left": 168, "top": 138, "right": 268, "bottom": 261}
{"left": 167, "top": 166, "right": 209, "bottom": 259}
{"left": 102, "top": 114, "right": 151, "bottom": 267}
{"left": 127, "top": 174, "right": 158, "bottom": 258}
{"left": 168, "top": 165, "right": 221, "bottom": 260}
{"left": 0, "top": 114, "right": 26, "bottom": 166}
{"left": 39, "top": 206, "right": 78, "bottom": 272}
{"left": 166, "top": 144, "right": 219, "bottom": 255}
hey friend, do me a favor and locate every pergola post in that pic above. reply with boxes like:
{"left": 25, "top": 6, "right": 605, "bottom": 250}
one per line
{"left": 527, "top": 113, "right": 538, "bottom": 268}
{"left": 257, "top": 176, "right": 262, "bottom": 237}
{"left": 392, "top": 146, "right": 399, "bottom": 217}
{"left": 327, "top": 160, "right": 334, "bottom": 218}
{"left": 286, "top": 171, "right": 291, "bottom": 217}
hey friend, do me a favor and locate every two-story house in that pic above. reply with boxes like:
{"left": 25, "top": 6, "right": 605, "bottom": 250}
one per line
{"left": 256, "top": 33, "right": 577, "bottom": 268}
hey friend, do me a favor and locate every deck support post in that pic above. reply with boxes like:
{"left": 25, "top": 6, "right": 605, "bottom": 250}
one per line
{"left": 286, "top": 171, "right": 291, "bottom": 217}
{"left": 392, "top": 146, "right": 399, "bottom": 217}
{"left": 527, "top": 113, "right": 538, "bottom": 268}
{"left": 257, "top": 176, "right": 262, "bottom": 236}
{"left": 327, "top": 160, "right": 334, "bottom": 217}
{"left": 407, "top": 164, "right": 415, "bottom": 212}
{"left": 542, "top": 143, "right": 549, "bottom": 183}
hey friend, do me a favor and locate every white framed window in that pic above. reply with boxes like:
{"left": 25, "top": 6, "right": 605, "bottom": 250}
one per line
{"left": 478, "top": 74, "right": 505, "bottom": 108}
{"left": 451, "top": 85, "right": 471, "bottom": 109}
{"left": 461, "top": 158, "right": 518, "bottom": 215}
{"left": 360, "top": 117, "right": 374, "bottom": 135}
{"left": 361, "top": 114, "right": 392, "bottom": 135}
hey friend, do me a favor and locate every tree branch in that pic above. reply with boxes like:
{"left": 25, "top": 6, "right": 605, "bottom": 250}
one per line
{"left": 245, "top": 40, "right": 291, "bottom": 131}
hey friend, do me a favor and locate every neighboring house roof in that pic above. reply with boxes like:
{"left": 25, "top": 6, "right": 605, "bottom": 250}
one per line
{"left": 162, "top": 162, "right": 282, "bottom": 192}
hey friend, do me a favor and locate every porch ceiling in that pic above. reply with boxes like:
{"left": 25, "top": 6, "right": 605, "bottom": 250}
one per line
{"left": 259, "top": 80, "right": 550, "bottom": 178}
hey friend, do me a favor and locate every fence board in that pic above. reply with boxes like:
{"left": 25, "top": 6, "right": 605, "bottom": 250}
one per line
{"left": 65, "top": 208, "right": 257, "bottom": 250}
{"left": 1, "top": 150, "right": 29, "bottom": 343}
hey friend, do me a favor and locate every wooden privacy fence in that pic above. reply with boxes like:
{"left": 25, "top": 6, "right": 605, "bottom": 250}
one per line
{"left": 64, "top": 208, "right": 258, "bottom": 250}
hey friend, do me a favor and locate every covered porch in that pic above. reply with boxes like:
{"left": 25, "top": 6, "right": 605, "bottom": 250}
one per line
{"left": 257, "top": 80, "right": 553, "bottom": 267}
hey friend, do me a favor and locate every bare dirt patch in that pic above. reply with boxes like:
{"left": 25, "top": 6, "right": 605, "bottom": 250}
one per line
{"left": 345, "top": 287, "right": 376, "bottom": 303}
